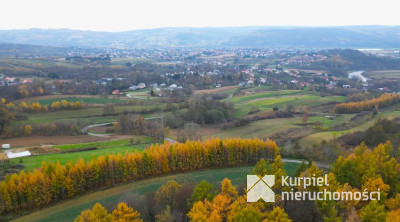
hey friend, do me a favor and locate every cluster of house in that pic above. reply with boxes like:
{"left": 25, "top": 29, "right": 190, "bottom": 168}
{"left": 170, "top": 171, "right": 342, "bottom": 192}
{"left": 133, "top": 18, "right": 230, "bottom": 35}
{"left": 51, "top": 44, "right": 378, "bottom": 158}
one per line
{"left": 280, "top": 54, "right": 328, "bottom": 66}
{"left": 111, "top": 82, "right": 184, "bottom": 97}
{"left": 0, "top": 74, "right": 32, "bottom": 86}
{"left": 128, "top": 83, "right": 147, "bottom": 91}
{"left": 95, "top": 77, "right": 125, "bottom": 86}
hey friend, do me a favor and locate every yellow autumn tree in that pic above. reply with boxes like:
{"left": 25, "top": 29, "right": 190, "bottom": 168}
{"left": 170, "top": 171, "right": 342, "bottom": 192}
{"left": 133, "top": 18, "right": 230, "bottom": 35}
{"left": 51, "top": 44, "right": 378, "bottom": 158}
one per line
{"left": 360, "top": 200, "right": 386, "bottom": 222}
{"left": 51, "top": 101, "right": 61, "bottom": 110}
{"left": 229, "top": 206, "right": 264, "bottom": 222}
{"left": 385, "top": 193, "right": 400, "bottom": 210}
{"left": 32, "top": 102, "right": 42, "bottom": 112}
{"left": 386, "top": 209, "right": 400, "bottom": 222}
{"left": 221, "top": 178, "right": 238, "bottom": 199}
{"left": 6, "top": 102, "right": 15, "bottom": 108}
{"left": 263, "top": 207, "right": 292, "bottom": 222}
{"left": 112, "top": 202, "right": 142, "bottom": 222}
{"left": 207, "top": 194, "right": 232, "bottom": 221}
{"left": 74, "top": 101, "right": 82, "bottom": 109}
{"left": 361, "top": 177, "right": 390, "bottom": 201}
{"left": 154, "top": 181, "right": 182, "bottom": 208}
{"left": 187, "top": 201, "right": 209, "bottom": 222}
{"left": 74, "top": 203, "right": 114, "bottom": 222}
{"left": 24, "top": 125, "right": 32, "bottom": 136}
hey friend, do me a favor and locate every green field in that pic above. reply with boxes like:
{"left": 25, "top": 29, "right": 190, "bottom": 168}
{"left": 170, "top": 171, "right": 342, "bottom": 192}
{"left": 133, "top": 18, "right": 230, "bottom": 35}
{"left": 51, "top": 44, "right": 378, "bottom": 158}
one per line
{"left": 307, "top": 113, "right": 357, "bottom": 129}
{"left": 30, "top": 97, "right": 125, "bottom": 105}
{"left": 364, "top": 70, "right": 400, "bottom": 80}
{"left": 11, "top": 143, "right": 151, "bottom": 171}
{"left": 230, "top": 90, "right": 346, "bottom": 118}
{"left": 248, "top": 95, "right": 346, "bottom": 108}
{"left": 14, "top": 104, "right": 164, "bottom": 125}
{"left": 54, "top": 137, "right": 153, "bottom": 151}
{"left": 230, "top": 90, "right": 303, "bottom": 104}
{"left": 298, "top": 110, "right": 400, "bottom": 146}
{"left": 214, "top": 117, "right": 301, "bottom": 139}
{"left": 12, "top": 162, "right": 300, "bottom": 222}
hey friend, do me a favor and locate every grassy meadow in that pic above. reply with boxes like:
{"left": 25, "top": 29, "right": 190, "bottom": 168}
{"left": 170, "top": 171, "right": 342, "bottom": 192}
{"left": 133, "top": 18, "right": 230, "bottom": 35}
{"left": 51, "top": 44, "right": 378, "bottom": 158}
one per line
{"left": 11, "top": 142, "right": 151, "bottom": 171}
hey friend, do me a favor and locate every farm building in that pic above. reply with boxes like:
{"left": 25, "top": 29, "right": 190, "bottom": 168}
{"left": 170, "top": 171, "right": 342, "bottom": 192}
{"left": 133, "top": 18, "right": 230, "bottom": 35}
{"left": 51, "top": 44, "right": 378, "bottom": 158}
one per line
{"left": 6, "top": 151, "right": 31, "bottom": 159}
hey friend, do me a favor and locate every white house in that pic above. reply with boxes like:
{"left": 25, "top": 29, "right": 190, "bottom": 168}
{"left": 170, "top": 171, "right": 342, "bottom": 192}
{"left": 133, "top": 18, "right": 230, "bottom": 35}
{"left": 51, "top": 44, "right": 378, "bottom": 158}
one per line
{"left": 168, "top": 84, "right": 177, "bottom": 90}
{"left": 2, "top": 144, "right": 10, "bottom": 149}
{"left": 138, "top": 83, "right": 146, "bottom": 89}
{"left": 129, "top": 85, "right": 138, "bottom": 90}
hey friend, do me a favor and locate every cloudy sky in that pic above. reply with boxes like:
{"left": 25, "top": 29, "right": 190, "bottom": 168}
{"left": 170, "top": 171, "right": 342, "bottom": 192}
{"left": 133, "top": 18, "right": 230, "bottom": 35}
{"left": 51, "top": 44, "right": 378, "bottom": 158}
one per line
{"left": 1, "top": 0, "right": 398, "bottom": 31}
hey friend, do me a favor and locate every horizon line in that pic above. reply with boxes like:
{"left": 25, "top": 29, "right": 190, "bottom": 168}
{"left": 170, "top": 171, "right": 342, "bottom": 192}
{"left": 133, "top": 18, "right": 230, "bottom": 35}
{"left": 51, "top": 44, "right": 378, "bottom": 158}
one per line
{"left": 1, "top": 24, "right": 399, "bottom": 33}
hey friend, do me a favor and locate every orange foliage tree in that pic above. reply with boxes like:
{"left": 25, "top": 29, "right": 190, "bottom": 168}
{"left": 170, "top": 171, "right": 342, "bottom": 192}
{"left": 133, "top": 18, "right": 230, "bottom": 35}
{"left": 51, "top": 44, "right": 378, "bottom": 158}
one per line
{"left": 0, "top": 138, "right": 278, "bottom": 214}
{"left": 334, "top": 93, "right": 400, "bottom": 113}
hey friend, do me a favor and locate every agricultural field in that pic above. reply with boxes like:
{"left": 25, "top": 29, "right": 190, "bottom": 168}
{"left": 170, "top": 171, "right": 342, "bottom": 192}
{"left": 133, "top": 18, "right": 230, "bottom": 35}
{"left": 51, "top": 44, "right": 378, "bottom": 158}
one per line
{"left": 193, "top": 85, "right": 238, "bottom": 95}
{"left": 16, "top": 95, "right": 109, "bottom": 103}
{"left": 213, "top": 117, "right": 301, "bottom": 139}
{"left": 229, "top": 90, "right": 303, "bottom": 104}
{"left": 11, "top": 162, "right": 300, "bottom": 222}
{"left": 111, "top": 57, "right": 154, "bottom": 65}
{"left": 13, "top": 104, "right": 165, "bottom": 125}
{"left": 364, "top": 70, "right": 400, "bottom": 80}
{"left": 228, "top": 89, "right": 346, "bottom": 118}
{"left": 29, "top": 97, "right": 125, "bottom": 105}
{"left": 53, "top": 137, "right": 153, "bottom": 151}
{"left": 298, "top": 110, "right": 400, "bottom": 146}
{"left": 0, "top": 135, "right": 121, "bottom": 148}
{"left": 10, "top": 140, "right": 152, "bottom": 171}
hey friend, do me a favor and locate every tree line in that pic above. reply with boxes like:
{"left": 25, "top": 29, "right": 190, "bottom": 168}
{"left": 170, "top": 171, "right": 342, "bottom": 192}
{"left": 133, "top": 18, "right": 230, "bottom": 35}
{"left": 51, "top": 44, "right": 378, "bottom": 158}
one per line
{"left": 74, "top": 141, "right": 400, "bottom": 222}
{"left": 4, "top": 121, "right": 80, "bottom": 138}
{"left": 0, "top": 138, "right": 278, "bottom": 215}
{"left": 17, "top": 100, "right": 82, "bottom": 113}
{"left": 334, "top": 93, "right": 400, "bottom": 113}
{"left": 74, "top": 202, "right": 142, "bottom": 222}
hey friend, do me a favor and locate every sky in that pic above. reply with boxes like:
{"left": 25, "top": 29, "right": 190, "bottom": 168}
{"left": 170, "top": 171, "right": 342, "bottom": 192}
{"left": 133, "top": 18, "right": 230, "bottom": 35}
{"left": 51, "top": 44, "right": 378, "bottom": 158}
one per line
{"left": 0, "top": 0, "right": 399, "bottom": 32}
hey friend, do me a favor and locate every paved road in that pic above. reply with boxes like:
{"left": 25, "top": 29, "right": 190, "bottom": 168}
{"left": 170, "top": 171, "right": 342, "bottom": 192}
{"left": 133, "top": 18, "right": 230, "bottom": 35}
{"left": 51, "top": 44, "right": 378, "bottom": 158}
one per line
{"left": 81, "top": 116, "right": 165, "bottom": 137}
{"left": 164, "top": 138, "right": 177, "bottom": 143}
{"left": 282, "top": 158, "right": 330, "bottom": 169}
{"left": 81, "top": 122, "right": 115, "bottom": 137}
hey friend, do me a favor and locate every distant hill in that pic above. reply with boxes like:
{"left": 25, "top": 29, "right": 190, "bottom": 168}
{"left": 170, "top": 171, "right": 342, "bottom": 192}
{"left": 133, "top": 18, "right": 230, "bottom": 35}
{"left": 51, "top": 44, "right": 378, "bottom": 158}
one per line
{"left": 0, "top": 26, "right": 399, "bottom": 49}
{"left": 0, "top": 42, "right": 69, "bottom": 57}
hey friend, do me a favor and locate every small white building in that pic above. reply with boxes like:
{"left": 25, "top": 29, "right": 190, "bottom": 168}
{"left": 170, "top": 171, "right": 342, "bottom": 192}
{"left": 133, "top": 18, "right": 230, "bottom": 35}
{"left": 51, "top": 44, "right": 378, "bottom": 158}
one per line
{"left": 129, "top": 85, "right": 138, "bottom": 90}
{"left": 6, "top": 151, "right": 31, "bottom": 159}
{"left": 2, "top": 144, "right": 10, "bottom": 149}
{"left": 168, "top": 84, "right": 177, "bottom": 90}
{"left": 138, "top": 83, "right": 146, "bottom": 89}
